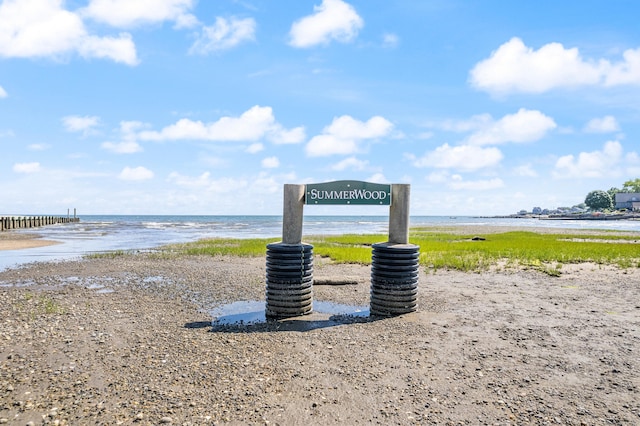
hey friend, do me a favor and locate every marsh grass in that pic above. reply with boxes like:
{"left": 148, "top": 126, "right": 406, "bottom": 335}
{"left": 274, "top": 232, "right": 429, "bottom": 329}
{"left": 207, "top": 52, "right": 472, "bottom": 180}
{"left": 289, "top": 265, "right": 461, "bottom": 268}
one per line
{"left": 160, "top": 230, "right": 640, "bottom": 273}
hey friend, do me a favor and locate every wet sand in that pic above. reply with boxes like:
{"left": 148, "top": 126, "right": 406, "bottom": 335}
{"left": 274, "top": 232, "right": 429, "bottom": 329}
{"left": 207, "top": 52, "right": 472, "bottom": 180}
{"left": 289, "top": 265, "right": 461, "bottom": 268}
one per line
{"left": 1, "top": 228, "right": 639, "bottom": 424}
{"left": 0, "top": 232, "right": 60, "bottom": 251}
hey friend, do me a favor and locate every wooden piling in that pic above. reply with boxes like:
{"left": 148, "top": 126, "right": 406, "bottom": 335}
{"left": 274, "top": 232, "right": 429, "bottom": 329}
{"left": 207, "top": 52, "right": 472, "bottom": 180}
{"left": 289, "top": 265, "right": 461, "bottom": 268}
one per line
{"left": 0, "top": 213, "right": 80, "bottom": 232}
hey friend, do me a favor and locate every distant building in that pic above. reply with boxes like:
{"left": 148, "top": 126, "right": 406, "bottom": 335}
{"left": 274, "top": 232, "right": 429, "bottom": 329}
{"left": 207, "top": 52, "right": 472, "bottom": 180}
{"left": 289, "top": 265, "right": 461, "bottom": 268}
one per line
{"left": 615, "top": 193, "right": 640, "bottom": 211}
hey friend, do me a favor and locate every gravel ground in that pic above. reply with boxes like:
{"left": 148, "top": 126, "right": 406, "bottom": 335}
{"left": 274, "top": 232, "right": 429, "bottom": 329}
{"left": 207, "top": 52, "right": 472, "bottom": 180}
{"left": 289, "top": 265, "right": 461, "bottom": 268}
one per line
{"left": 1, "top": 245, "right": 640, "bottom": 425}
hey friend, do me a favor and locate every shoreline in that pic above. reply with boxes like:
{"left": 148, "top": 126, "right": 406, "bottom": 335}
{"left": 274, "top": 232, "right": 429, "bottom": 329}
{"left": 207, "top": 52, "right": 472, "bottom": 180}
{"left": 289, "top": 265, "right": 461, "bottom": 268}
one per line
{"left": 0, "top": 232, "right": 61, "bottom": 251}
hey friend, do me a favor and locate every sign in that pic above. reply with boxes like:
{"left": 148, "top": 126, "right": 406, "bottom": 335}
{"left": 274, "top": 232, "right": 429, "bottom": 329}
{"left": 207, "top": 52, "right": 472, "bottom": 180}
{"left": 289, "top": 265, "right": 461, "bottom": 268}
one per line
{"left": 305, "top": 180, "right": 392, "bottom": 205}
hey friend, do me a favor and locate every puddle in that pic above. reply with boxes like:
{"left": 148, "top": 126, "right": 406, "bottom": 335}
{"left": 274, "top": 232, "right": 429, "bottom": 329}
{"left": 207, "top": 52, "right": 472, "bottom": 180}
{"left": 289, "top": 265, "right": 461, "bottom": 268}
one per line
{"left": 211, "top": 300, "right": 370, "bottom": 326}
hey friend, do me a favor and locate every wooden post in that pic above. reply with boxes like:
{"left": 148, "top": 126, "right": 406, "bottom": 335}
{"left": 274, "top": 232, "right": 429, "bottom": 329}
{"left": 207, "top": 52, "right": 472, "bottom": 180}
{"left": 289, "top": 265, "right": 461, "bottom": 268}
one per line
{"left": 282, "top": 184, "right": 305, "bottom": 244}
{"left": 388, "top": 184, "right": 411, "bottom": 244}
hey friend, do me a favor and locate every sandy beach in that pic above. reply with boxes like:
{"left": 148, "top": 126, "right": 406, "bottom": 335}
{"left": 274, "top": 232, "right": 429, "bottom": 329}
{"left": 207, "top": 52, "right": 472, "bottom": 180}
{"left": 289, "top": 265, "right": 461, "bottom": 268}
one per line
{"left": 0, "top": 233, "right": 60, "bottom": 251}
{"left": 1, "top": 228, "right": 639, "bottom": 425}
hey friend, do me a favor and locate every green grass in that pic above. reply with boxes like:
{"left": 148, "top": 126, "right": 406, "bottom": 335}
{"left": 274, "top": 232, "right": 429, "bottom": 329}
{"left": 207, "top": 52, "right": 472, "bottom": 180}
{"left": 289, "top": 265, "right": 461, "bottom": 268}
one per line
{"left": 158, "top": 230, "right": 640, "bottom": 274}
{"left": 163, "top": 238, "right": 276, "bottom": 257}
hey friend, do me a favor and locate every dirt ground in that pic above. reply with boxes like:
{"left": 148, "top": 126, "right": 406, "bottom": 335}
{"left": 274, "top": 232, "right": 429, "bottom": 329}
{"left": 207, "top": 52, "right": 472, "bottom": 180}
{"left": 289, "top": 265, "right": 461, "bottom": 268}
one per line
{"left": 1, "top": 248, "right": 639, "bottom": 425}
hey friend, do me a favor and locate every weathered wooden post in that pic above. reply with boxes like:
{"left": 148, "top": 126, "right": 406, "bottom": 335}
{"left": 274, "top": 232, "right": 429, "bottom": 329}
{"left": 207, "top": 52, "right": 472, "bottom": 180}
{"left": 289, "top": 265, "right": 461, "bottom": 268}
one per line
{"left": 265, "top": 184, "right": 314, "bottom": 318}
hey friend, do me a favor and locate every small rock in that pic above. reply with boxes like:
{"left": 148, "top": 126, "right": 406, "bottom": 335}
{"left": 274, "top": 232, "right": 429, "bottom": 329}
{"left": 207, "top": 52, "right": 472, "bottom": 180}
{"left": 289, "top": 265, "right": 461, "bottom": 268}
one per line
{"left": 160, "top": 417, "right": 173, "bottom": 424}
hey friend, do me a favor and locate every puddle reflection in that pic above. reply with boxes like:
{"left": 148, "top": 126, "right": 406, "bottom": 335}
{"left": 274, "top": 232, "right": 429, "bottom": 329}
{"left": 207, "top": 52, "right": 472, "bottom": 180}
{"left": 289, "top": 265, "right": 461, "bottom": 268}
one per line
{"left": 207, "top": 300, "right": 372, "bottom": 333}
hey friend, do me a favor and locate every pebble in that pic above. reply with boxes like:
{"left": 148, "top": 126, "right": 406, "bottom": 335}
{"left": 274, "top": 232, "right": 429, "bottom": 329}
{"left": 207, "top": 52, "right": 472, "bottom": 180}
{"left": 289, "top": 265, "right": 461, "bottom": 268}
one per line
{"left": 0, "top": 251, "right": 638, "bottom": 425}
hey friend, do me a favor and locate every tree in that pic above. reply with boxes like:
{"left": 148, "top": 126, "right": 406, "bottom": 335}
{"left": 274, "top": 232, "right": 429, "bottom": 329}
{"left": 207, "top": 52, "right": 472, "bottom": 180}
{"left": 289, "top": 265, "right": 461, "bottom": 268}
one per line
{"left": 607, "top": 187, "right": 621, "bottom": 200}
{"left": 622, "top": 178, "right": 640, "bottom": 193}
{"left": 585, "top": 190, "right": 613, "bottom": 210}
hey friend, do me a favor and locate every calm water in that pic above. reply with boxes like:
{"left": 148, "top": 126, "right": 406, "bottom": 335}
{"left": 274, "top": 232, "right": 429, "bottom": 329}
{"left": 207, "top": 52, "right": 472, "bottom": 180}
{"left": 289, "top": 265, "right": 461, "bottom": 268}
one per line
{"left": 2, "top": 215, "right": 639, "bottom": 271}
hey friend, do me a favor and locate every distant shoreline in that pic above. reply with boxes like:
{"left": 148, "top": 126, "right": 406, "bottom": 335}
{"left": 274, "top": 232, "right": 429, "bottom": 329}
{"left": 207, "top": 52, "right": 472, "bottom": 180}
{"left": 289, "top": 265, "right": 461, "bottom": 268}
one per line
{"left": 481, "top": 213, "right": 640, "bottom": 221}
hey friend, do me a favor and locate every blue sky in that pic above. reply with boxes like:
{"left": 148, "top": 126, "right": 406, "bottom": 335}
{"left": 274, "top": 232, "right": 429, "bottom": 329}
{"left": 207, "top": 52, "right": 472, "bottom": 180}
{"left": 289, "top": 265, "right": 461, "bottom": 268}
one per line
{"left": 2, "top": 0, "right": 639, "bottom": 216}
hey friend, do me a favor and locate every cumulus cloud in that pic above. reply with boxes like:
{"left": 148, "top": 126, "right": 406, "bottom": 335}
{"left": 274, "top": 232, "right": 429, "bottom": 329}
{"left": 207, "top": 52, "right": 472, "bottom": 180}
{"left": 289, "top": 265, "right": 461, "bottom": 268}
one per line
{"left": 139, "top": 106, "right": 304, "bottom": 144}
{"left": 553, "top": 140, "right": 625, "bottom": 178}
{"left": 62, "top": 115, "right": 100, "bottom": 133}
{"left": 409, "top": 143, "right": 503, "bottom": 172}
{"left": 466, "top": 109, "right": 556, "bottom": 145}
{"left": 584, "top": 115, "right": 620, "bottom": 133}
{"left": 102, "top": 141, "right": 143, "bottom": 154}
{"left": 81, "top": 0, "right": 197, "bottom": 28}
{"left": 289, "top": 0, "right": 363, "bottom": 48}
{"left": 189, "top": 17, "right": 256, "bottom": 54}
{"left": 367, "top": 173, "right": 387, "bottom": 184}
{"left": 261, "top": 156, "right": 280, "bottom": 168}
{"left": 118, "top": 166, "right": 154, "bottom": 180}
{"left": 0, "top": 0, "right": 138, "bottom": 65}
{"left": 0, "top": 85, "right": 7, "bottom": 98}
{"left": 101, "top": 120, "right": 146, "bottom": 154}
{"left": 331, "top": 156, "right": 368, "bottom": 171}
{"left": 604, "top": 48, "right": 640, "bottom": 86}
{"left": 246, "top": 143, "right": 264, "bottom": 154}
{"left": 470, "top": 37, "right": 640, "bottom": 95}
{"left": 305, "top": 115, "right": 393, "bottom": 157}
{"left": 13, "top": 162, "right": 41, "bottom": 173}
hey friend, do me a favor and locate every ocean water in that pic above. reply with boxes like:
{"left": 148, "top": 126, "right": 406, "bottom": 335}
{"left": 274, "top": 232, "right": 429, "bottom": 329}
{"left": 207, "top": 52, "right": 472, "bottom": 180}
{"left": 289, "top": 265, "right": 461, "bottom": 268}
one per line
{"left": 1, "top": 215, "right": 639, "bottom": 271}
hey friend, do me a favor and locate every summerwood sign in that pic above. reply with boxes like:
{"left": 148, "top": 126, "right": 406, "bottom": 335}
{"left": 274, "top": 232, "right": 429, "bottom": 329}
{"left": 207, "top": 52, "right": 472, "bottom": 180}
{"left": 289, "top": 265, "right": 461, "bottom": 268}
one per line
{"left": 281, "top": 180, "right": 410, "bottom": 245}
{"left": 305, "top": 180, "right": 392, "bottom": 205}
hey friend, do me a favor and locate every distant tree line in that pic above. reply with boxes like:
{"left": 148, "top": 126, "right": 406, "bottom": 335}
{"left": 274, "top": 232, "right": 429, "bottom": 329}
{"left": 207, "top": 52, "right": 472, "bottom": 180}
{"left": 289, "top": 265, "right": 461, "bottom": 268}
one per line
{"left": 585, "top": 178, "right": 640, "bottom": 211}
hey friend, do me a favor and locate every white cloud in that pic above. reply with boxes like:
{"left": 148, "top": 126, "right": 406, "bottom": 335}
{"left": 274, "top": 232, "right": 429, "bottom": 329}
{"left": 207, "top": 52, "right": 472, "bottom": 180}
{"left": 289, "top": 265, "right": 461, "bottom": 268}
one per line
{"left": 167, "top": 171, "right": 248, "bottom": 193}
{"left": 331, "top": 156, "right": 368, "bottom": 171}
{"left": 466, "top": 109, "right": 556, "bottom": 145}
{"left": 81, "top": 0, "right": 197, "bottom": 28}
{"left": 78, "top": 33, "right": 138, "bottom": 65}
{"left": 584, "top": 115, "right": 620, "bottom": 133}
{"left": 102, "top": 140, "right": 143, "bottom": 154}
{"left": 367, "top": 173, "right": 387, "bottom": 184}
{"left": 604, "top": 48, "right": 640, "bottom": 86}
{"left": 289, "top": 0, "right": 363, "bottom": 48}
{"left": 469, "top": 37, "right": 640, "bottom": 95}
{"left": 0, "top": 0, "right": 138, "bottom": 65}
{"left": 449, "top": 176, "right": 504, "bottom": 191}
{"left": 268, "top": 125, "right": 306, "bottom": 144}
{"left": 28, "top": 143, "right": 50, "bottom": 151}
{"left": 246, "top": 143, "right": 264, "bottom": 154}
{"left": 118, "top": 166, "right": 154, "bottom": 180}
{"left": 0, "top": 85, "right": 7, "bottom": 98}
{"left": 62, "top": 115, "right": 100, "bottom": 133}
{"left": 512, "top": 164, "right": 538, "bottom": 177}
{"left": 261, "top": 156, "right": 280, "bottom": 168}
{"left": 13, "top": 162, "right": 41, "bottom": 173}
{"left": 553, "top": 140, "right": 624, "bottom": 178}
{"left": 306, "top": 115, "right": 393, "bottom": 157}
{"left": 410, "top": 143, "right": 503, "bottom": 171}
{"left": 382, "top": 32, "right": 399, "bottom": 48}
{"left": 189, "top": 17, "right": 256, "bottom": 55}
{"left": 139, "top": 105, "right": 303, "bottom": 143}
{"left": 101, "top": 120, "right": 146, "bottom": 153}
{"left": 167, "top": 171, "right": 212, "bottom": 188}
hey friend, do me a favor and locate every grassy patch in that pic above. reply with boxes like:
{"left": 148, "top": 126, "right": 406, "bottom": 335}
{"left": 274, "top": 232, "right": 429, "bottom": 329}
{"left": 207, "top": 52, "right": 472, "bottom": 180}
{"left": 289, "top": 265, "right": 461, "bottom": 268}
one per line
{"left": 160, "top": 230, "right": 640, "bottom": 273}
{"left": 19, "top": 292, "right": 65, "bottom": 318}
{"left": 163, "top": 238, "right": 276, "bottom": 257}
